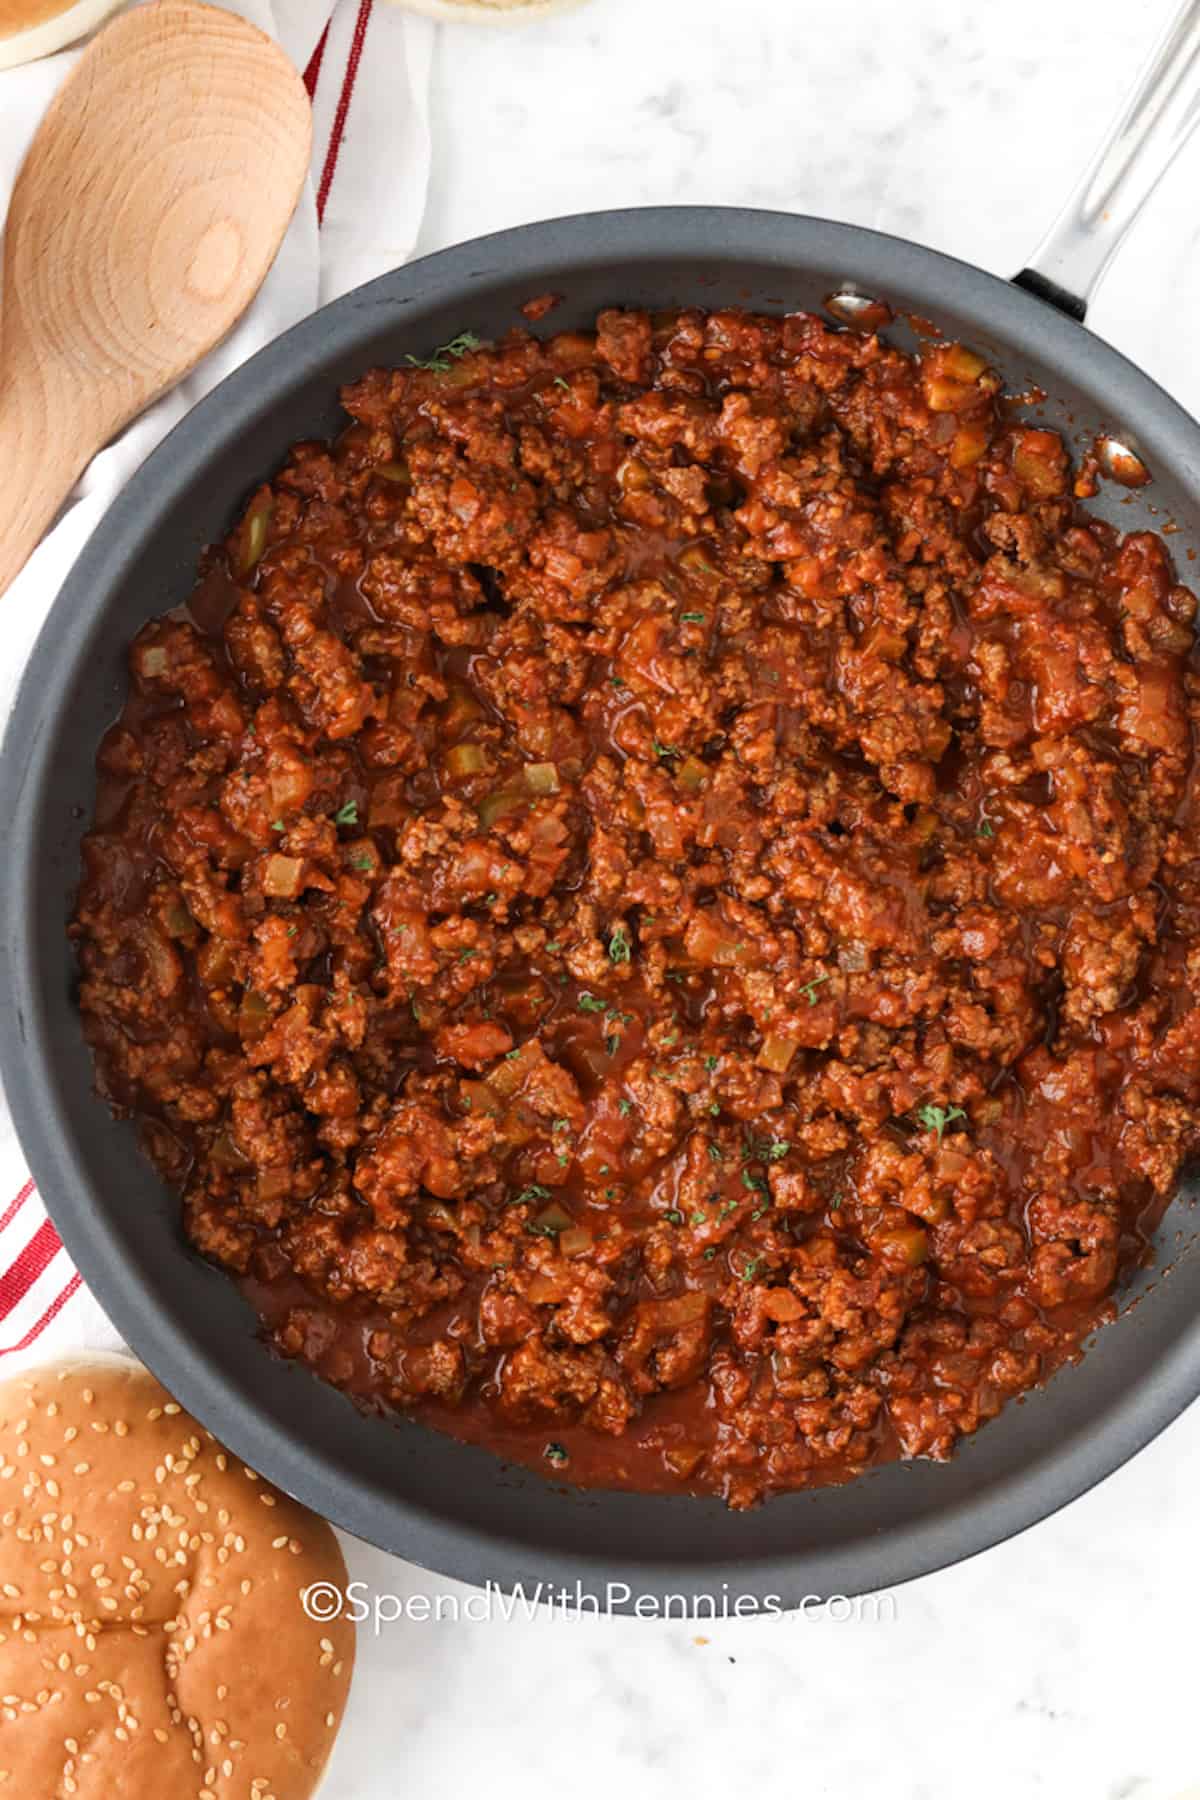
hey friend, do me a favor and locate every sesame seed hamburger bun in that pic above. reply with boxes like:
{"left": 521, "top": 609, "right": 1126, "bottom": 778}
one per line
{"left": 0, "top": 0, "right": 125, "bottom": 70}
{"left": 0, "top": 1355, "right": 354, "bottom": 1798}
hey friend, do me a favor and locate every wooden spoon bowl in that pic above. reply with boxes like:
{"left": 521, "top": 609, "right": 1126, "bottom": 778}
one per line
{"left": 0, "top": 0, "right": 312, "bottom": 597}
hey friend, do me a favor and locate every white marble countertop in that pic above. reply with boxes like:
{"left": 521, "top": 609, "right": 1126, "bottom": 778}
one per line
{"left": 327, "top": 2, "right": 1200, "bottom": 1795}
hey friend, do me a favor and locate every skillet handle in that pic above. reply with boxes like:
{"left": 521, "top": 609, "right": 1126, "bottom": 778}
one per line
{"left": 1014, "top": 0, "right": 1200, "bottom": 321}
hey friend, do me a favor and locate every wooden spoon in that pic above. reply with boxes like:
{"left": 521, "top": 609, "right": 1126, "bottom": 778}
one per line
{"left": 0, "top": 0, "right": 312, "bottom": 598}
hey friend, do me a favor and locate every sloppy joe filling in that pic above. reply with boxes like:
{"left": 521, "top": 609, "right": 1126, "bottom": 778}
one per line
{"left": 71, "top": 306, "right": 1200, "bottom": 1507}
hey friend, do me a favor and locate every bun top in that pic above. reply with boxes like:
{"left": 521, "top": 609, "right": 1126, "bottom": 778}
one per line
{"left": 0, "top": 0, "right": 125, "bottom": 69}
{"left": 385, "top": 0, "right": 586, "bottom": 19}
{"left": 0, "top": 0, "right": 74, "bottom": 35}
{"left": 0, "top": 1356, "right": 355, "bottom": 1799}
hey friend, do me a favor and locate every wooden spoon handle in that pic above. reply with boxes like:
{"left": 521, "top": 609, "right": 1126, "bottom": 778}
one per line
{"left": 0, "top": 357, "right": 97, "bottom": 599}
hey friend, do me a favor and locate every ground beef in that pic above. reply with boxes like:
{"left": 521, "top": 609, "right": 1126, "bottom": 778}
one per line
{"left": 70, "top": 306, "right": 1200, "bottom": 1509}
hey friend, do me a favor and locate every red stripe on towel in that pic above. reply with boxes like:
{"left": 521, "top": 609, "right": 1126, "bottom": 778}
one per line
{"left": 315, "top": 0, "right": 374, "bottom": 225}
{"left": 0, "top": 1273, "right": 83, "bottom": 1356}
{"left": 0, "top": 1219, "right": 62, "bottom": 1322}
{"left": 0, "top": 1178, "right": 34, "bottom": 1235}
{"left": 303, "top": 21, "right": 330, "bottom": 98}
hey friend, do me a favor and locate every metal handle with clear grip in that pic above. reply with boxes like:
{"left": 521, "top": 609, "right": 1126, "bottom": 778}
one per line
{"left": 1014, "top": 0, "right": 1200, "bottom": 320}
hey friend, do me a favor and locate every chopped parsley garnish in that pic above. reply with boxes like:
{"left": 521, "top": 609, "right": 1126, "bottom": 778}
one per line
{"left": 664, "top": 1209, "right": 683, "bottom": 1225}
{"left": 916, "top": 1103, "right": 967, "bottom": 1143}
{"left": 705, "top": 1055, "right": 718, "bottom": 1072}
{"left": 605, "top": 1034, "right": 621, "bottom": 1057}
{"left": 405, "top": 331, "right": 482, "bottom": 373}
{"left": 707, "top": 1143, "right": 724, "bottom": 1163}
{"left": 978, "top": 820, "right": 995, "bottom": 839}
{"left": 739, "top": 1257, "right": 763, "bottom": 1284}
{"left": 552, "top": 376, "right": 571, "bottom": 391}
{"left": 352, "top": 852, "right": 374, "bottom": 871}
{"left": 691, "top": 1209, "right": 708, "bottom": 1226}
{"left": 680, "top": 611, "right": 706, "bottom": 624}
{"left": 618, "top": 1099, "right": 633, "bottom": 1117}
{"left": 608, "top": 924, "right": 632, "bottom": 964}
{"left": 511, "top": 1183, "right": 551, "bottom": 1206}
{"left": 333, "top": 800, "right": 359, "bottom": 827}
{"left": 800, "top": 971, "right": 830, "bottom": 1006}
{"left": 544, "top": 1441, "right": 569, "bottom": 1465}
{"left": 578, "top": 993, "right": 607, "bottom": 1013}
{"left": 271, "top": 819, "right": 285, "bottom": 833}
{"left": 652, "top": 741, "right": 678, "bottom": 759}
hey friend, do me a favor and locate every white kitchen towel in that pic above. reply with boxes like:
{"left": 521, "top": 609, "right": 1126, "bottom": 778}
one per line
{"left": 0, "top": 0, "right": 434, "bottom": 1366}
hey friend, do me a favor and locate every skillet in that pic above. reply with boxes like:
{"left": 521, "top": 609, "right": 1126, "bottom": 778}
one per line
{"left": 3, "top": 2, "right": 1200, "bottom": 1611}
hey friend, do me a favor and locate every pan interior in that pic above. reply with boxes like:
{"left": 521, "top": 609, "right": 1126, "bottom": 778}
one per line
{"left": 5, "top": 210, "right": 1200, "bottom": 1606}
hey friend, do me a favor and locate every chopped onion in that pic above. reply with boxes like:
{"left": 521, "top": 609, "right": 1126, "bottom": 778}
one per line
{"left": 875, "top": 1225, "right": 929, "bottom": 1267}
{"left": 485, "top": 1040, "right": 539, "bottom": 1100}
{"left": 444, "top": 743, "right": 487, "bottom": 779}
{"left": 756, "top": 1033, "right": 800, "bottom": 1075}
{"left": 525, "top": 1272, "right": 569, "bottom": 1304}
{"left": 263, "top": 853, "right": 304, "bottom": 899}
{"left": 523, "top": 762, "right": 560, "bottom": 795}
{"left": 941, "top": 344, "right": 987, "bottom": 382}
{"left": 209, "top": 1131, "right": 249, "bottom": 1170}
{"left": 663, "top": 1443, "right": 706, "bottom": 1479}
{"left": 238, "top": 990, "right": 272, "bottom": 1038}
{"left": 134, "top": 643, "right": 168, "bottom": 680}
